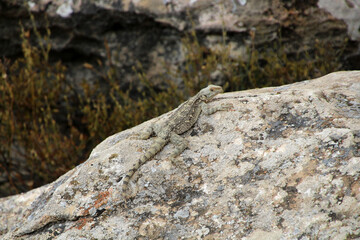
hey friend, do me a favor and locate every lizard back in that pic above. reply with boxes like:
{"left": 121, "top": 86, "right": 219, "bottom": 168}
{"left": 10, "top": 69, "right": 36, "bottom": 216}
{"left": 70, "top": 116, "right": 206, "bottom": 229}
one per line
{"left": 167, "top": 96, "right": 203, "bottom": 135}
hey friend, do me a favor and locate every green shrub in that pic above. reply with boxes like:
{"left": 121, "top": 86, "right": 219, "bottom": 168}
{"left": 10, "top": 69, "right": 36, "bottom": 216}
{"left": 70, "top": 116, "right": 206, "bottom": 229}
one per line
{"left": 172, "top": 28, "right": 345, "bottom": 92}
{"left": 0, "top": 22, "right": 85, "bottom": 194}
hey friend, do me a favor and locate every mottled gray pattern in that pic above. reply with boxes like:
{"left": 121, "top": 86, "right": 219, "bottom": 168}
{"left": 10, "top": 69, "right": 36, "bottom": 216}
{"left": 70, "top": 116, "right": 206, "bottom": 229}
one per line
{"left": 3, "top": 72, "right": 360, "bottom": 240}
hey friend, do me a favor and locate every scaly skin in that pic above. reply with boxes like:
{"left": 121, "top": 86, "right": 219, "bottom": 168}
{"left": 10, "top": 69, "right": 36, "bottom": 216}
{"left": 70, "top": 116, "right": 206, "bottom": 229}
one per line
{"left": 122, "top": 85, "right": 232, "bottom": 198}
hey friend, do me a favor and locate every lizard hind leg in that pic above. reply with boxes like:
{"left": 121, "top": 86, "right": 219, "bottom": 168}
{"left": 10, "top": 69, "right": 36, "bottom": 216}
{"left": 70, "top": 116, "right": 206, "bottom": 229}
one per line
{"left": 122, "top": 137, "right": 167, "bottom": 198}
{"left": 137, "top": 125, "right": 154, "bottom": 140}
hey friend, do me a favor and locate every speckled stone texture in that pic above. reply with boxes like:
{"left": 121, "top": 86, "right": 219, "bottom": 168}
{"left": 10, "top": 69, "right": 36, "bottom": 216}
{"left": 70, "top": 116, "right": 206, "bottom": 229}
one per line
{"left": 0, "top": 71, "right": 359, "bottom": 239}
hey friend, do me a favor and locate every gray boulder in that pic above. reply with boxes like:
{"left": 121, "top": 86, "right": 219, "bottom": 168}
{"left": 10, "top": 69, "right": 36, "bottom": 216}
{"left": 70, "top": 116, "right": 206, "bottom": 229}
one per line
{"left": 1, "top": 71, "right": 359, "bottom": 239}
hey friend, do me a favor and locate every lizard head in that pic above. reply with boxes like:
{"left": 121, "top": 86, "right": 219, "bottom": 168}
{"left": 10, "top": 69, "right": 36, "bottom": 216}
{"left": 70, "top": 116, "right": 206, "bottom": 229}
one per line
{"left": 198, "top": 85, "right": 224, "bottom": 102}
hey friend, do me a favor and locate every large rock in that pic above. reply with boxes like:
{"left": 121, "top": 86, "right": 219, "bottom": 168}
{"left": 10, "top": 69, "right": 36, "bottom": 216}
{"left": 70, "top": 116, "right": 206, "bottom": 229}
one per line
{"left": 0, "top": 0, "right": 359, "bottom": 87}
{"left": 1, "top": 71, "right": 360, "bottom": 239}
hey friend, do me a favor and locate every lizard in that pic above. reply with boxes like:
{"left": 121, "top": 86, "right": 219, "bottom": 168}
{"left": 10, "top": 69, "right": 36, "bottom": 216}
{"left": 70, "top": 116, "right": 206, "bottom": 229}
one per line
{"left": 122, "top": 85, "right": 232, "bottom": 198}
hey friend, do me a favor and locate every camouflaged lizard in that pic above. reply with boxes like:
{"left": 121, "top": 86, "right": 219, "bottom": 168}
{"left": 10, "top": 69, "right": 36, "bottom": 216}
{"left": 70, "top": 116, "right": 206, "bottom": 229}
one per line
{"left": 122, "top": 85, "right": 232, "bottom": 197}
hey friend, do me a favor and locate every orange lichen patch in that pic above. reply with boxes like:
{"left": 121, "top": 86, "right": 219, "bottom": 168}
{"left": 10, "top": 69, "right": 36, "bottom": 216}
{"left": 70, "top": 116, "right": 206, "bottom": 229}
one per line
{"left": 74, "top": 217, "right": 94, "bottom": 230}
{"left": 71, "top": 190, "right": 112, "bottom": 231}
{"left": 79, "top": 189, "right": 112, "bottom": 216}
{"left": 94, "top": 190, "right": 111, "bottom": 209}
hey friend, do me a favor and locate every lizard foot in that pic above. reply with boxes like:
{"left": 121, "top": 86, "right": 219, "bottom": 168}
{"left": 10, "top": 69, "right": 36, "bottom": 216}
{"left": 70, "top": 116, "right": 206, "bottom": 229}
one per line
{"left": 220, "top": 102, "right": 233, "bottom": 111}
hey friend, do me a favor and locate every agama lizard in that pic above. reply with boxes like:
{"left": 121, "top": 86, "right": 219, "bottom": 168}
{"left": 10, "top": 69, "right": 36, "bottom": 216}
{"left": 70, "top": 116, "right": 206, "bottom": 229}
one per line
{"left": 122, "top": 85, "right": 232, "bottom": 198}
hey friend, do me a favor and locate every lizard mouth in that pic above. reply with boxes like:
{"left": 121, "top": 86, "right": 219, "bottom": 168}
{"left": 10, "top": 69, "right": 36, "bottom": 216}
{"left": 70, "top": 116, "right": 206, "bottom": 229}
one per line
{"left": 211, "top": 86, "right": 223, "bottom": 93}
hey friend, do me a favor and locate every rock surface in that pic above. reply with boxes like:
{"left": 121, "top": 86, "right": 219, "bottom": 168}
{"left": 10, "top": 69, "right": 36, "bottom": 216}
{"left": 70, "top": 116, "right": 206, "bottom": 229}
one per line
{"left": 0, "top": 0, "right": 359, "bottom": 87}
{"left": 1, "top": 71, "right": 360, "bottom": 239}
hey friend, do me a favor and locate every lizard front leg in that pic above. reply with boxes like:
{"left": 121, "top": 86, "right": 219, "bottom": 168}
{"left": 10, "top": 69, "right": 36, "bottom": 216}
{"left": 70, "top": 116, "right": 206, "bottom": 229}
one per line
{"left": 201, "top": 102, "right": 233, "bottom": 115}
{"left": 169, "top": 132, "right": 188, "bottom": 166}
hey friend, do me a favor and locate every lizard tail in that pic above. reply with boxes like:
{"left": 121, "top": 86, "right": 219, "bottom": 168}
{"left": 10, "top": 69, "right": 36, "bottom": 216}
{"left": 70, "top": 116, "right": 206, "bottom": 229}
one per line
{"left": 122, "top": 137, "right": 168, "bottom": 196}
